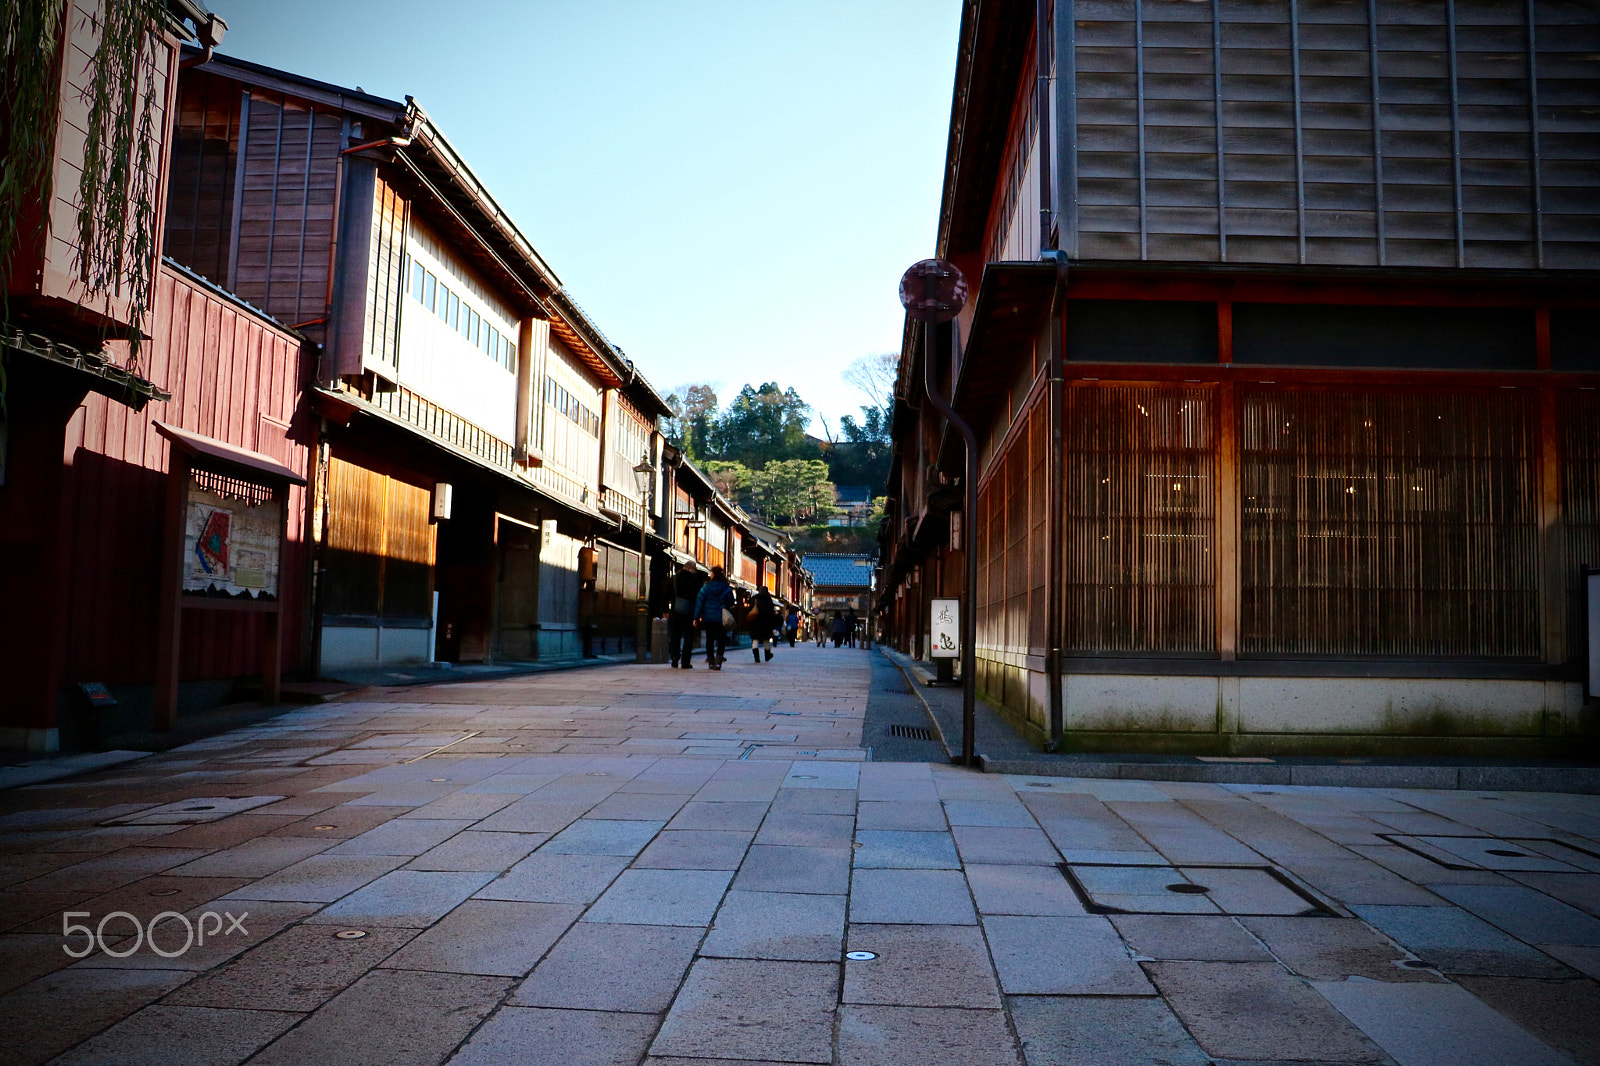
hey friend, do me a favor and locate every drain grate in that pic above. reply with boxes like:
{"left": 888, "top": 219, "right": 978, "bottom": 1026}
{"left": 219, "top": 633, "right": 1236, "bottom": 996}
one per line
{"left": 887, "top": 724, "right": 935, "bottom": 741}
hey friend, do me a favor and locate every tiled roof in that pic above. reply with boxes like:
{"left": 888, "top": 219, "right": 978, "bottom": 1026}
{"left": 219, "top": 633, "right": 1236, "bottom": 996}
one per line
{"left": 802, "top": 554, "right": 875, "bottom": 588}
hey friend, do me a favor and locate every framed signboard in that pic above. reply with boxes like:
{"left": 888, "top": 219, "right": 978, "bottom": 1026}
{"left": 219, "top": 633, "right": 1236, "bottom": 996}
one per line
{"left": 153, "top": 423, "right": 305, "bottom": 730}
{"left": 931, "top": 598, "right": 960, "bottom": 658}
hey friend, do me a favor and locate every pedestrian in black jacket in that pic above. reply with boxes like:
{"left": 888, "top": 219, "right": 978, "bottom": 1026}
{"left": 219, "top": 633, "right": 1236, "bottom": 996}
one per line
{"left": 668, "top": 564, "right": 706, "bottom": 668}
{"left": 748, "top": 588, "right": 779, "bottom": 663}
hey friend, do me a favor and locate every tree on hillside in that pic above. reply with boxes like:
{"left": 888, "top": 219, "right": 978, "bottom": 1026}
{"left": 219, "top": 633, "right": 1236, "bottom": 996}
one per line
{"left": 826, "top": 404, "right": 893, "bottom": 490}
{"left": 752, "top": 458, "right": 835, "bottom": 525}
{"left": 703, "top": 459, "right": 752, "bottom": 503}
{"left": 710, "top": 383, "right": 816, "bottom": 467}
{"left": 662, "top": 384, "right": 719, "bottom": 460}
{"left": 842, "top": 352, "right": 899, "bottom": 415}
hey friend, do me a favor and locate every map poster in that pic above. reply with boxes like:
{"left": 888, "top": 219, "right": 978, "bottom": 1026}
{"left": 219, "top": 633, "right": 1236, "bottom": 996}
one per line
{"left": 182, "top": 482, "right": 282, "bottom": 595}
{"left": 930, "top": 598, "right": 960, "bottom": 658}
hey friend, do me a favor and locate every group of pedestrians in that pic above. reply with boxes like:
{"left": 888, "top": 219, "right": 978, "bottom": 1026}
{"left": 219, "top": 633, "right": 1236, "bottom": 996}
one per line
{"left": 664, "top": 562, "right": 848, "bottom": 671}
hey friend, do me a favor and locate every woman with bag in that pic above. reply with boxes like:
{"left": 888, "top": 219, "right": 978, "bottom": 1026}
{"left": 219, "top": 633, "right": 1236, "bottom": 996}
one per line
{"left": 693, "top": 566, "right": 736, "bottom": 670}
{"left": 748, "top": 588, "right": 779, "bottom": 663}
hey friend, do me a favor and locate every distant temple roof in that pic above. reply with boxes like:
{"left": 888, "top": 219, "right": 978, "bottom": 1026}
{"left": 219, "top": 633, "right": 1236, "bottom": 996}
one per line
{"left": 802, "top": 554, "right": 875, "bottom": 588}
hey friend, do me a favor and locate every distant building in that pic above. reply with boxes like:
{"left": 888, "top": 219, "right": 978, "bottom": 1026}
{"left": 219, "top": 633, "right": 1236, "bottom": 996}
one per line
{"left": 830, "top": 485, "right": 874, "bottom": 527}
{"left": 804, "top": 554, "right": 875, "bottom": 615}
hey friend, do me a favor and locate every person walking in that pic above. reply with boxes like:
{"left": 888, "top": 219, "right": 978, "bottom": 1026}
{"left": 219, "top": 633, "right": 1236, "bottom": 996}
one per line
{"left": 815, "top": 613, "right": 827, "bottom": 647}
{"left": 668, "top": 563, "right": 706, "bottom": 668}
{"left": 692, "top": 566, "right": 735, "bottom": 670}
{"left": 748, "top": 587, "right": 779, "bottom": 663}
{"left": 785, "top": 608, "right": 800, "bottom": 647}
{"left": 845, "top": 608, "right": 860, "bottom": 649}
{"left": 830, "top": 610, "right": 848, "bottom": 648}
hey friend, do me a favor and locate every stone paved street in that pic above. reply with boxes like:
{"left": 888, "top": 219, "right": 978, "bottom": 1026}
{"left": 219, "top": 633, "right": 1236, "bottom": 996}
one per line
{"left": 2, "top": 646, "right": 1599, "bottom": 1065}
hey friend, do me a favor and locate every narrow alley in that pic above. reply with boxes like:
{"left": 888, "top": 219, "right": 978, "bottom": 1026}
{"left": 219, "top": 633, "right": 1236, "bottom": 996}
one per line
{"left": 2, "top": 646, "right": 1598, "bottom": 1065}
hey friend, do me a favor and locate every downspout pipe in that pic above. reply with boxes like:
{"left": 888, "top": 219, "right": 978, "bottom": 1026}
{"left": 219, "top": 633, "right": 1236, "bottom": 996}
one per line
{"left": 1039, "top": 0, "right": 1069, "bottom": 751}
{"left": 922, "top": 320, "right": 978, "bottom": 768}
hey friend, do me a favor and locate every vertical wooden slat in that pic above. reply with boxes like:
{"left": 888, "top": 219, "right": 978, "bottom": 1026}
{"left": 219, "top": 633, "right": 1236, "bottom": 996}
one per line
{"left": 1216, "top": 381, "right": 1239, "bottom": 660}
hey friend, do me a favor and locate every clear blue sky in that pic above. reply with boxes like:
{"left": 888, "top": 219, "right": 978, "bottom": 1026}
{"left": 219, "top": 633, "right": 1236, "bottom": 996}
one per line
{"left": 217, "top": 0, "right": 961, "bottom": 436}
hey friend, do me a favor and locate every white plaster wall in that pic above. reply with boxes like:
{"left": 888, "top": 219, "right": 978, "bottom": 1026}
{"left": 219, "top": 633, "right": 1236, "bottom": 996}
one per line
{"left": 1064, "top": 675, "right": 1218, "bottom": 732}
{"left": 321, "top": 627, "right": 378, "bottom": 670}
{"left": 394, "top": 220, "right": 520, "bottom": 441}
{"left": 1238, "top": 677, "right": 1550, "bottom": 735}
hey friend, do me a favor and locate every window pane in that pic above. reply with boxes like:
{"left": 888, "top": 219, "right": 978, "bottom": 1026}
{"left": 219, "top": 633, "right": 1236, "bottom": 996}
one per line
{"left": 424, "top": 272, "right": 436, "bottom": 312}
{"left": 505, "top": 341, "right": 517, "bottom": 374}
{"left": 412, "top": 261, "right": 425, "bottom": 301}
{"left": 436, "top": 282, "right": 450, "bottom": 319}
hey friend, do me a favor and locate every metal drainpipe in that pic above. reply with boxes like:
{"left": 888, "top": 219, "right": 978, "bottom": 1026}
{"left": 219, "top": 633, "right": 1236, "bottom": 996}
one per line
{"left": 923, "top": 320, "right": 979, "bottom": 768}
{"left": 1039, "top": 0, "right": 1068, "bottom": 750}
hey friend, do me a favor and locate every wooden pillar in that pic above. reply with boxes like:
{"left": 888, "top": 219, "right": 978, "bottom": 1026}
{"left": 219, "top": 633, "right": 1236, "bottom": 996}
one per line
{"left": 1539, "top": 386, "right": 1565, "bottom": 667}
{"left": 153, "top": 455, "right": 191, "bottom": 730}
{"left": 1215, "top": 381, "right": 1239, "bottom": 661}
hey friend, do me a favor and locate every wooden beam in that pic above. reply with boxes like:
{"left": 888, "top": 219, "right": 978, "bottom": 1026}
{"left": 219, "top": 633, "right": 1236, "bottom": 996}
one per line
{"left": 1215, "top": 381, "right": 1239, "bottom": 662}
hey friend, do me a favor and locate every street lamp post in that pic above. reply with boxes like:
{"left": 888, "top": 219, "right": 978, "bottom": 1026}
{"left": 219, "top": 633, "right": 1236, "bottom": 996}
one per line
{"left": 633, "top": 454, "right": 656, "bottom": 663}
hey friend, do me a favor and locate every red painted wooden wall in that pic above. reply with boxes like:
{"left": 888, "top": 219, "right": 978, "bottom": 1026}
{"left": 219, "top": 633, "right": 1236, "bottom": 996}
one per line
{"left": 57, "top": 263, "right": 310, "bottom": 687}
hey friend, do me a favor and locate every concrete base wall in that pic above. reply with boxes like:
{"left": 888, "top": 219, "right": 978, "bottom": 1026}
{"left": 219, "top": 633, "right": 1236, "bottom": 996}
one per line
{"left": 977, "top": 657, "right": 1594, "bottom": 756}
{"left": 321, "top": 626, "right": 432, "bottom": 670}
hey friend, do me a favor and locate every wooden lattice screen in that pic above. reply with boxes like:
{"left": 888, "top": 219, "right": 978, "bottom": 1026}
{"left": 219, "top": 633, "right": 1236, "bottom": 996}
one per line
{"left": 1064, "top": 384, "right": 1216, "bottom": 653}
{"left": 1239, "top": 388, "right": 1540, "bottom": 657}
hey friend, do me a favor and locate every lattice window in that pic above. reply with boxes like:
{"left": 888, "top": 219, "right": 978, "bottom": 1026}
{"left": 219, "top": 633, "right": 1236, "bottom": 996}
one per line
{"left": 1064, "top": 384, "right": 1216, "bottom": 653}
{"left": 1240, "top": 388, "right": 1539, "bottom": 657}
{"left": 192, "top": 469, "right": 273, "bottom": 506}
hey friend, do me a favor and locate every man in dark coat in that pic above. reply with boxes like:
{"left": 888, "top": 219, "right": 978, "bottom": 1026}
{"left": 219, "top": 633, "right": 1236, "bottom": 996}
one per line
{"left": 693, "top": 566, "right": 735, "bottom": 670}
{"left": 668, "top": 563, "right": 707, "bottom": 668}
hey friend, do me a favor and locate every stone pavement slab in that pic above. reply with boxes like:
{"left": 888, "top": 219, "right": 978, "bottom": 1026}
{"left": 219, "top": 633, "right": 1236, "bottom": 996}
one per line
{"left": 307, "top": 870, "right": 497, "bottom": 927}
{"left": 217, "top": 853, "right": 407, "bottom": 903}
{"left": 852, "top": 829, "right": 960, "bottom": 869}
{"left": 849, "top": 868, "right": 976, "bottom": 924}
{"left": 966, "top": 863, "right": 1088, "bottom": 916}
{"left": 583, "top": 867, "right": 733, "bottom": 925}
{"left": 734, "top": 844, "right": 852, "bottom": 895}
{"left": 44, "top": 1004, "right": 300, "bottom": 1066}
{"left": 836, "top": 1004, "right": 1021, "bottom": 1066}
{"left": 0, "top": 967, "right": 195, "bottom": 1066}
{"left": 1009, "top": 996, "right": 1213, "bottom": 1066}
{"left": 406, "top": 829, "right": 545, "bottom": 871}
{"left": 244, "top": 968, "right": 510, "bottom": 1066}
{"left": 445, "top": 1006, "right": 658, "bottom": 1066}
{"left": 473, "top": 852, "right": 629, "bottom": 904}
{"left": 1453, "top": 975, "right": 1600, "bottom": 1065}
{"left": 1110, "top": 914, "right": 1271, "bottom": 961}
{"left": 1240, "top": 915, "right": 1444, "bottom": 981}
{"left": 163, "top": 923, "right": 420, "bottom": 1011}
{"left": 1315, "top": 975, "right": 1579, "bottom": 1066}
{"left": 983, "top": 915, "right": 1155, "bottom": 995}
{"left": 700, "top": 889, "right": 847, "bottom": 961}
{"left": 379, "top": 899, "right": 581, "bottom": 976}
{"left": 1352, "top": 903, "right": 1576, "bottom": 976}
{"left": 651, "top": 958, "right": 838, "bottom": 1063}
{"left": 843, "top": 923, "right": 1001, "bottom": 1007}
{"left": 540, "top": 818, "right": 665, "bottom": 856}
{"left": 1147, "top": 960, "right": 1387, "bottom": 1062}
{"left": 511, "top": 921, "right": 700, "bottom": 1011}
{"left": 634, "top": 829, "right": 753, "bottom": 870}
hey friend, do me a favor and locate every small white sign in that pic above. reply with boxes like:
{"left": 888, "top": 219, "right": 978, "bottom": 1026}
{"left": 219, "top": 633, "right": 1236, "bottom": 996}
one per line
{"left": 931, "top": 598, "right": 960, "bottom": 658}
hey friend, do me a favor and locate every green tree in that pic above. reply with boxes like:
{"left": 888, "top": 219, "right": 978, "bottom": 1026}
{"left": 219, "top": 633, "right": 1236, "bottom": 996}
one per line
{"left": 753, "top": 458, "right": 835, "bottom": 525}
{"left": 663, "top": 383, "right": 719, "bottom": 460}
{"left": 826, "top": 404, "right": 893, "bottom": 489}
{"left": 703, "top": 459, "right": 752, "bottom": 504}
{"left": 710, "top": 383, "right": 817, "bottom": 467}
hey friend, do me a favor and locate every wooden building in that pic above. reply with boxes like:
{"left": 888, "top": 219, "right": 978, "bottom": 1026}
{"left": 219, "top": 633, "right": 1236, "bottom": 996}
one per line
{"left": 161, "top": 52, "right": 673, "bottom": 672}
{"left": 0, "top": 1, "right": 317, "bottom": 750}
{"left": 879, "top": 0, "right": 1599, "bottom": 756}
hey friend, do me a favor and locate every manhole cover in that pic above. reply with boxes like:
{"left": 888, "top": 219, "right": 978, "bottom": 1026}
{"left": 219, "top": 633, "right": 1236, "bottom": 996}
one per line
{"left": 1059, "top": 862, "right": 1333, "bottom": 917}
{"left": 102, "top": 796, "right": 285, "bottom": 826}
{"left": 1381, "top": 834, "right": 1600, "bottom": 873}
{"left": 887, "top": 724, "right": 935, "bottom": 741}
